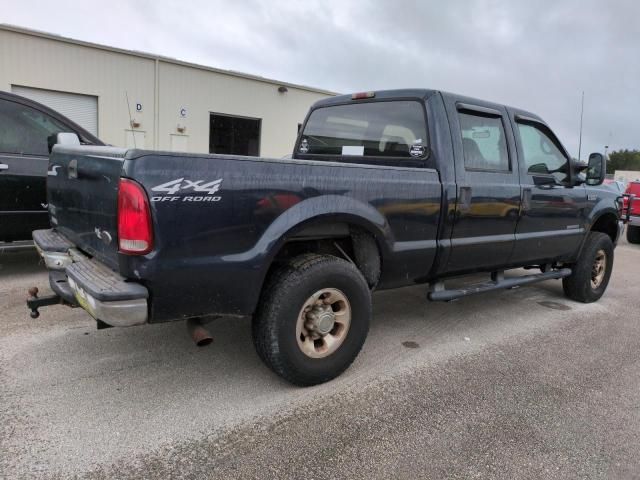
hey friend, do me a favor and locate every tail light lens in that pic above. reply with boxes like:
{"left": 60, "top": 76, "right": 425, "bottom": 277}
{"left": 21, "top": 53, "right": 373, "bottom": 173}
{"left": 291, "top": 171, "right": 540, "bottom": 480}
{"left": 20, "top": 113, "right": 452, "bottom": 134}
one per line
{"left": 118, "top": 178, "right": 153, "bottom": 255}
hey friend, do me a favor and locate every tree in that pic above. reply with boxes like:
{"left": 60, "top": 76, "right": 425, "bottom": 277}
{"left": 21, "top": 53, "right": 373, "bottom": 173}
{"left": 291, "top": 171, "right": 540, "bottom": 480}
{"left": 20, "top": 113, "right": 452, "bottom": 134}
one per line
{"left": 606, "top": 149, "right": 640, "bottom": 174}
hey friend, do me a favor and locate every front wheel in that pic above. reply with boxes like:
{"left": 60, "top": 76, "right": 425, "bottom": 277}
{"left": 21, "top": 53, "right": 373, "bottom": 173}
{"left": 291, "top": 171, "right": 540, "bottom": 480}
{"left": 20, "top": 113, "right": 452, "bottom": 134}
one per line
{"left": 253, "top": 254, "right": 371, "bottom": 386}
{"left": 563, "top": 232, "right": 614, "bottom": 303}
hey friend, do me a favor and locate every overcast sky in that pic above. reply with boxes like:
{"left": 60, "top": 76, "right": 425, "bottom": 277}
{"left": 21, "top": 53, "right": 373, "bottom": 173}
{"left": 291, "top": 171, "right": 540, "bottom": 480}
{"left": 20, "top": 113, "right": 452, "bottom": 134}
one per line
{"left": 4, "top": 0, "right": 639, "bottom": 158}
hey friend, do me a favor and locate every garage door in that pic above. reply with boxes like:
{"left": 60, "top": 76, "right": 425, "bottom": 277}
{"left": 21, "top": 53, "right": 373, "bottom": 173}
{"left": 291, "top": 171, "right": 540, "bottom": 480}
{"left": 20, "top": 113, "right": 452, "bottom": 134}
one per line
{"left": 11, "top": 85, "right": 98, "bottom": 136}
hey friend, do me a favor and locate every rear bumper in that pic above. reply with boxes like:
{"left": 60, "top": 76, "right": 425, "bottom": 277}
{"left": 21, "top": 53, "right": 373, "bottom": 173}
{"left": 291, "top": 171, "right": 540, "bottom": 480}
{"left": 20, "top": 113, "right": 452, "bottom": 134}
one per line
{"left": 33, "top": 228, "right": 74, "bottom": 270}
{"left": 628, "top": 215, "right": 640, "bottom": 226}
{"left": 32, "top": 229, "right": 148, "bottom": 327}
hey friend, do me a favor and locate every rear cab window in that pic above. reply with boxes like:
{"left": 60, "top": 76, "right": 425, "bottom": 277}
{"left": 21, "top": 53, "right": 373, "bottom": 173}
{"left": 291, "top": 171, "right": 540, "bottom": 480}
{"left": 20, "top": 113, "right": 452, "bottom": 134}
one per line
{"left": 297, "top": 100, "right": 429, "bottom": 166}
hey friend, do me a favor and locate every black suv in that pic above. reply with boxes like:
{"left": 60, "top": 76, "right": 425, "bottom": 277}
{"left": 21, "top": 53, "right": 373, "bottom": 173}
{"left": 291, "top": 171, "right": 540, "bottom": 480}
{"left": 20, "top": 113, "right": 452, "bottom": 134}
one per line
{"left": 0, "top": 91, "right": 103, "bottom": 242}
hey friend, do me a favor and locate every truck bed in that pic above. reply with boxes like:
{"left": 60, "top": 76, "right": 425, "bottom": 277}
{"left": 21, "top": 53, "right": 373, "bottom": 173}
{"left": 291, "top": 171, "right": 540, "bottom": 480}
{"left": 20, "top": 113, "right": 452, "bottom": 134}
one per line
{"left": 47, "top": 146, "right": 443, "bottom": 321}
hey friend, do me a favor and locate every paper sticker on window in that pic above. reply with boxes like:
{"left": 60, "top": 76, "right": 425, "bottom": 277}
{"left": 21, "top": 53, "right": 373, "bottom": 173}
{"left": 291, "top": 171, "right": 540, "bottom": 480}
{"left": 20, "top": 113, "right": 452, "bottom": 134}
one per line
{"left": 472, "top": 130, "right": 490, "bottom": 139}
{"left": 410, "top": 144, "right": 426, "bottom": 157}
{"left": 342, "top": 146, "right": 365, "bottom": 156}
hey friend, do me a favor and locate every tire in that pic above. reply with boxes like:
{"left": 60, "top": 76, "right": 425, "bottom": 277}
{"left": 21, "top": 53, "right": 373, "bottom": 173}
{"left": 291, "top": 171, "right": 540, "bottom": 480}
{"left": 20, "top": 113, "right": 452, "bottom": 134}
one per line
{"left": 253, "top": 254, "right": 371, "bottom": 386}
{"left": 562, "top": 232, "right": 614, "bottom": 303}
{"left": 627, "top": 225, "right": 640, "bottom": 244}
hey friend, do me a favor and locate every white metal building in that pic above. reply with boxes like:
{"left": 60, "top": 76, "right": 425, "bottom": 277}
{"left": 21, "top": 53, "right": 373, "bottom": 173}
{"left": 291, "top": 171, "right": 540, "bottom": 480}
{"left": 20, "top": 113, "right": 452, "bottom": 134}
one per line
{"left": 613, "top": 170, "right": 640, "bottom": 183}
{"left": 0, "top": 24, "right": 335, "bottom": 157}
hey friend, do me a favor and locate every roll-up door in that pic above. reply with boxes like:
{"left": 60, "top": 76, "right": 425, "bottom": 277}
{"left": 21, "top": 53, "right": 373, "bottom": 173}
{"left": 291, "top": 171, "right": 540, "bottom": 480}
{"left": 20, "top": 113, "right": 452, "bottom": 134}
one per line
{"left": 11, "top": 85, "right": 98, "bottom": 136}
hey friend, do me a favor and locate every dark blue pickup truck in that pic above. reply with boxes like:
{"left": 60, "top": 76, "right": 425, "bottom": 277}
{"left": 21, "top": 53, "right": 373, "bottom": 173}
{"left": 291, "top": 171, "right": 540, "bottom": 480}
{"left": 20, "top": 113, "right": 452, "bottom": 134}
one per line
{"left": 29, "top": 89, "right": 629, "bottom": 386}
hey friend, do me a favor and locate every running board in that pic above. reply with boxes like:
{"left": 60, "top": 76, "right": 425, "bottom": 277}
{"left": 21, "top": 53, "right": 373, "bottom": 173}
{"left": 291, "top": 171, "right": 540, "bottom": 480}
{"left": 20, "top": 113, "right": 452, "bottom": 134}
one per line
{"left": 428, "top": 268, "right": 572, "bottom": 302}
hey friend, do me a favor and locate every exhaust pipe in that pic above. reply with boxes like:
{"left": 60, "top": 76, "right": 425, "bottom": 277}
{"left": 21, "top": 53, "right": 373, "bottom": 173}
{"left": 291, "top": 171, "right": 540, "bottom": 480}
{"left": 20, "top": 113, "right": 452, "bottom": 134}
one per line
{"left": 186, "top": 318, "right": 213, "bottom": 347}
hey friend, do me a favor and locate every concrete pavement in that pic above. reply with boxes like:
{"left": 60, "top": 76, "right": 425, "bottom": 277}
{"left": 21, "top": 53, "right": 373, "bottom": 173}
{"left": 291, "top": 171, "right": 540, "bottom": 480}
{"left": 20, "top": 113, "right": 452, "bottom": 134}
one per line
{"left": 1, "top": 239, "right": 639, "bottom": 479}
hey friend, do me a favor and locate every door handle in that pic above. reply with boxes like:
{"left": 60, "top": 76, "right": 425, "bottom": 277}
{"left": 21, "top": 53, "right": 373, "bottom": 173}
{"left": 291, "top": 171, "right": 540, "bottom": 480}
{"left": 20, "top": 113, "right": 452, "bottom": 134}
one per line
{"left": 459, "top": 186, "right": 472, "bottom": 213}
{"left": 522, "top": 188, "right": 532, "bottom": 213}
{"left": 0, "top": 163, "right": 8, "bottom": 171}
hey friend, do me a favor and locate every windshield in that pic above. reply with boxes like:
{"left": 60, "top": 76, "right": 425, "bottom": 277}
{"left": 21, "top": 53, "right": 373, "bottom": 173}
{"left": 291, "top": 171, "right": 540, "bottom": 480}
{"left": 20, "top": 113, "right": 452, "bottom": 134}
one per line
{"left": 299, "top": 100, "right": 428, "bottom": 159}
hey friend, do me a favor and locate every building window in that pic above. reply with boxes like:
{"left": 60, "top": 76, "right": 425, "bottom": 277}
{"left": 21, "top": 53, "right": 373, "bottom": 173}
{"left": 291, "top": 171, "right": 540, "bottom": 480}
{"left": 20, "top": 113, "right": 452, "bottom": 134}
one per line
{"left": 209, "top": 113, "right": 261, "bottom": 156}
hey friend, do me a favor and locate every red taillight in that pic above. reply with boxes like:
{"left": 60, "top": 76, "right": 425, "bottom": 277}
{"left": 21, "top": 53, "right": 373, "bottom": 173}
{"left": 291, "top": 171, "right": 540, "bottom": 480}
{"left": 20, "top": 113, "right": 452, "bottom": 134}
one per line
{"left": 118, "top": 178, "right": 153, "bottom": 255}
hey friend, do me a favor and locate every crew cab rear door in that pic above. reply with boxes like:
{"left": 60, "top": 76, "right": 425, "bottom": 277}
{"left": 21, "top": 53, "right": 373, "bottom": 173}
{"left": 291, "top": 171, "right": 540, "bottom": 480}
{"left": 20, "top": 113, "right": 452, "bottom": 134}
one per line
{"left": 0, "top": 96, "right": 68, "bottom": 240}
{"left": 442, "top": 97, "right": 521, "bottom": 272}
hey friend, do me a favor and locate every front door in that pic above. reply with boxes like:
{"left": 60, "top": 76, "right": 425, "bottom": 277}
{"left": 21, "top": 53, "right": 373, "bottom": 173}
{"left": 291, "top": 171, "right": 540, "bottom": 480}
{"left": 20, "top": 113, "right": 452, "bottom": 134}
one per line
{"left": 0, "top": 98, "right": 68, "bottom": 241}
{"left": 445, "top": 101, "right": 521, "bottom": 272}
{"left": 509, "top": 114, "right": 586, "bottom": 264}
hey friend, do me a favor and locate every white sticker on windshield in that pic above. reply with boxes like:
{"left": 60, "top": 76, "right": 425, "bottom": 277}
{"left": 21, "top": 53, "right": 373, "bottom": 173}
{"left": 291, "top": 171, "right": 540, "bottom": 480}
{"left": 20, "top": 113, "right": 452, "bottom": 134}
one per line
{"left": 342, "top": 146, "right": 364, "bottom": 156}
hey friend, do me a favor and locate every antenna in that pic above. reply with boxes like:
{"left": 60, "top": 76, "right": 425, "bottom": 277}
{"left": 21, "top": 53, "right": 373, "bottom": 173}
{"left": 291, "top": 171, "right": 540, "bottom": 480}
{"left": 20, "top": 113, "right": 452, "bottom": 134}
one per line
{"left": 577, "top": 91, "right": 584, "bottom": 161}
{"left": 125, "top": 91, "right": 136, "bottom": 148}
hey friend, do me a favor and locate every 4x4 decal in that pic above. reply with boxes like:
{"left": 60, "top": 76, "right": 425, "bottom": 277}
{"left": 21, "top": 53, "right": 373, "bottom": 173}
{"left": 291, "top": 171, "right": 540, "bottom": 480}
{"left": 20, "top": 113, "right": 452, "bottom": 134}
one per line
{"left": 151, "top": 177, "right": 223, "bottom": 202}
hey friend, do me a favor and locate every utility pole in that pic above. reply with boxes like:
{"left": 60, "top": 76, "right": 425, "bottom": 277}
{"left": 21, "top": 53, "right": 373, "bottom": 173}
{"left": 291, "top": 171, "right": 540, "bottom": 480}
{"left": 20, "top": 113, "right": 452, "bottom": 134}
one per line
{"left": 577, "top": 91, "right": 584, "bottom": 161}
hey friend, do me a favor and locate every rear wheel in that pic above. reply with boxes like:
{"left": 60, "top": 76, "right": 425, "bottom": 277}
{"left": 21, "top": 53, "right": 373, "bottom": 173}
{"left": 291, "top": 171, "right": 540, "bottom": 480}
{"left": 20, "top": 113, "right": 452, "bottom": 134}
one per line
{"left": 627, "top": 225, "right": 640, "bottom": 244}
{"left": 563, "top": 232, "right": 613, "bottom": 303}
{"left": 253, "top": 254, "right": 371, "bottom": 386}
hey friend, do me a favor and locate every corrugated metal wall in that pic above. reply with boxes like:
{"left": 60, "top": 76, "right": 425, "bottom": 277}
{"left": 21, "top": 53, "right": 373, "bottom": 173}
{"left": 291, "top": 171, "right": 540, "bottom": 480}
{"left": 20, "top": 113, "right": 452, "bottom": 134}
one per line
{"left": 0, "top": 27, "right": 332, "bottom": 157}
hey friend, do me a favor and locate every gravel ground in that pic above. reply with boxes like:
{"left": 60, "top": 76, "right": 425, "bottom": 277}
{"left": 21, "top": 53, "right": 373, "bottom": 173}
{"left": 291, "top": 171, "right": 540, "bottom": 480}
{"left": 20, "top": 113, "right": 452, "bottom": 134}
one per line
{"left": 1, "top": 238, "right": 639, "bottom": 479}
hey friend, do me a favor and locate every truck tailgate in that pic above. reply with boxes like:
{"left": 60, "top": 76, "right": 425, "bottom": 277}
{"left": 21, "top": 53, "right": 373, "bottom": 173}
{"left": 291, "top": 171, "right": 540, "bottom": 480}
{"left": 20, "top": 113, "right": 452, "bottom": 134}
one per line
{"left": 47, "top": 145, "right": 128, "bottom": 270}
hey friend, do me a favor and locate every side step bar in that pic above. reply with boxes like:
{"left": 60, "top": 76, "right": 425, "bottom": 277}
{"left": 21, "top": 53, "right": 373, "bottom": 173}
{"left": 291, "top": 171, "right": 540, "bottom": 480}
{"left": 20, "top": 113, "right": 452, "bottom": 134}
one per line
{"left": 428, "top": 268, "right": 572, "bottom": 302}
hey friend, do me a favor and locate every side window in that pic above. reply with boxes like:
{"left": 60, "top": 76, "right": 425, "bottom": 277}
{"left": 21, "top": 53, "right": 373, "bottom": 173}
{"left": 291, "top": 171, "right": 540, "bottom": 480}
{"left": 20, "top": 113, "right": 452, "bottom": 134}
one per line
{"left": 0, "top": 99, "right": 69, "bottom": 156}
{"left": 458, "top": 112, "right": 509, "bottom": 171}
{"left": 516, "top": 123, "right": 569, "bottom": 183}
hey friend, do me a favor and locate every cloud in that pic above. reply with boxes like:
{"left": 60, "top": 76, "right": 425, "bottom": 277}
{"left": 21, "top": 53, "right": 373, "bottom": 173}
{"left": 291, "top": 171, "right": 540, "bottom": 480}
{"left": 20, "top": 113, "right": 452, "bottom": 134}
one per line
{"left": 4, "top": 0, "right": 639, "bottom": 156}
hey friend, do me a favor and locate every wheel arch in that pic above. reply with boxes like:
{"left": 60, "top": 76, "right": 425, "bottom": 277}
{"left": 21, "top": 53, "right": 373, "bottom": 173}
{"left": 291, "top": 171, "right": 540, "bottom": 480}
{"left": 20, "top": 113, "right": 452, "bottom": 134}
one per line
{"left": 257, "top": 196, "right": 392, "bottom": 293}
{"left": 589, "top": 210, "right": 619, "bottom": 244}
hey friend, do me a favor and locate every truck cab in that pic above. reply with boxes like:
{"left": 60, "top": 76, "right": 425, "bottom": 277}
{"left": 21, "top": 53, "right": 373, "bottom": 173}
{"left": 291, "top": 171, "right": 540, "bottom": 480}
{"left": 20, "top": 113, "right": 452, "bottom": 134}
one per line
{"left": 294, "top": 90, "right": 618, "bottom": 278}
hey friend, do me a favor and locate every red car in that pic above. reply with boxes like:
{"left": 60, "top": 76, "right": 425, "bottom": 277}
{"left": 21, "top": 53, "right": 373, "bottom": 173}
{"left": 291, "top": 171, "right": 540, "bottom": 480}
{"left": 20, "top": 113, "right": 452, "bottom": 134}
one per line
{"left": 625, "top": 181, "right": 640, "bottom": 243}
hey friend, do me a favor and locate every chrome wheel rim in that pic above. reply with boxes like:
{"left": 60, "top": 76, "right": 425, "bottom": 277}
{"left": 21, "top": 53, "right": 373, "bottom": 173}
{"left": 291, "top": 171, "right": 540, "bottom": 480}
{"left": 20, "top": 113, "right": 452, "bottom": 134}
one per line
{"left": 591, "top": 249, "right": 607, "bottom": 289}
{"left": 296, "top": 288, "right": 351, "bottom": 359}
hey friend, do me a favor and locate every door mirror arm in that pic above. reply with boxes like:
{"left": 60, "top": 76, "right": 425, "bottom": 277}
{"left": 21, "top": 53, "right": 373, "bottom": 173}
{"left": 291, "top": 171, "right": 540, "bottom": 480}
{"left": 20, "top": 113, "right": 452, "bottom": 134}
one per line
{"left": 569, "top": 153, "right": 606, "bottom": 186}
{"left": 572, "top": 160, "right": 588, "bottom": 186}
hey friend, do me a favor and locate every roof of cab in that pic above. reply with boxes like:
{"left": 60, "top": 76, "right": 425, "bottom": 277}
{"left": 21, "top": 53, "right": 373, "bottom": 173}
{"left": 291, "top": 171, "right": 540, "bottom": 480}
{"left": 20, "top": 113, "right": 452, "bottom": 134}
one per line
{"left": 312, "top": 89, "right": 437, "bottom": 108}
{"left": 310, "top": 88, "right": 545, "bottom": 124}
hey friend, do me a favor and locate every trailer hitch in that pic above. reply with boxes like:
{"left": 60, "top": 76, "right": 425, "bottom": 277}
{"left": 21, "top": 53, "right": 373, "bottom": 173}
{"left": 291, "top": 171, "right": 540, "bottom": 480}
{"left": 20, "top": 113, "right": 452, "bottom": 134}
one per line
{"left": 27, "top": 287, "right": 62, "bottom": 319}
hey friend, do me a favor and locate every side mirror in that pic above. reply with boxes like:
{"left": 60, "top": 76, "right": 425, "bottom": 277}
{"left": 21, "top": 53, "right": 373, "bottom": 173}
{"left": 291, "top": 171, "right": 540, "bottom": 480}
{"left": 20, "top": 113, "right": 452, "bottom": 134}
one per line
{"left": 47, "top": 132, "right": 81, "bottom": 154}
{"left": 586, "top": 152, "right": 606, "bottom": 186}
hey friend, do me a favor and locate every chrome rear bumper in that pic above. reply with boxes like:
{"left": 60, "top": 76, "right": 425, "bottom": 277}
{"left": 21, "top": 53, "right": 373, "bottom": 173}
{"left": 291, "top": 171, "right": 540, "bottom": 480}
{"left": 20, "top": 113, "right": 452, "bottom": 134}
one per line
{"left": 31, "top": 229, "right": 148, "bottom": 327}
